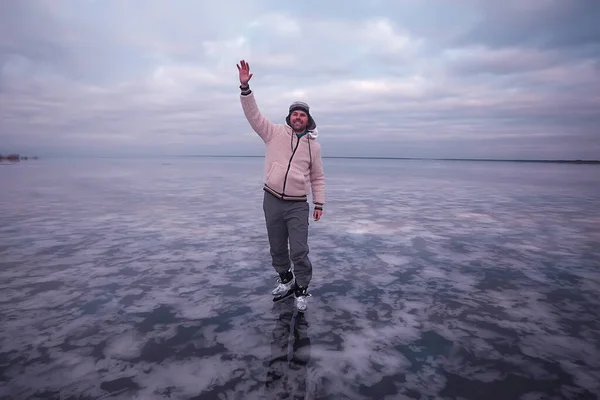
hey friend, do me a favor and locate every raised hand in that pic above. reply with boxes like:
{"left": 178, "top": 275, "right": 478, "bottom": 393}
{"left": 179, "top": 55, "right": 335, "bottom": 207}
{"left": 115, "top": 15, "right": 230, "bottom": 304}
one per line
{"left": 237, "top": 60, "right": 253, "bottom": 86}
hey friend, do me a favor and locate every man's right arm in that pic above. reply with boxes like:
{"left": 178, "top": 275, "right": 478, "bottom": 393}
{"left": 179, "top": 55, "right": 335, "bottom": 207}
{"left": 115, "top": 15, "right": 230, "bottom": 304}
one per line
{"left": 240, "top": 85, "right": 277, "bottom": 143}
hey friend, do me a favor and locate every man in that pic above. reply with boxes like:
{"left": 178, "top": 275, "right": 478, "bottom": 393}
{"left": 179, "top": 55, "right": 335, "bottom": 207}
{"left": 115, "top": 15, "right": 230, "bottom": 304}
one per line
{"left": 237, "top": 60, "right": 325, "bottom": 312}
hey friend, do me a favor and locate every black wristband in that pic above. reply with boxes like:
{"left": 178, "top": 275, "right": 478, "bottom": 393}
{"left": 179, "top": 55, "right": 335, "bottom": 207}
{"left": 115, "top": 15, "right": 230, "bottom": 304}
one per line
{"left": 240, "top": 85, "right": 251, "bottom": 96}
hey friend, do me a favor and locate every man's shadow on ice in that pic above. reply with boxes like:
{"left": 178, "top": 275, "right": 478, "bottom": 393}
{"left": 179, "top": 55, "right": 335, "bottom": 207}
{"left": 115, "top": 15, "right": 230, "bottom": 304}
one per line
{"left": 265, "top": 301, "right": 311, "bottom": 398}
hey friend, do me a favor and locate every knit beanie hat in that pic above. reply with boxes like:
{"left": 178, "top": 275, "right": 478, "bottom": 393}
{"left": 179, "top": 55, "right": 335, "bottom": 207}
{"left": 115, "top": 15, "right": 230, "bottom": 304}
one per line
{"left": 286, "top": 101, "right": 316, "bottom": 131}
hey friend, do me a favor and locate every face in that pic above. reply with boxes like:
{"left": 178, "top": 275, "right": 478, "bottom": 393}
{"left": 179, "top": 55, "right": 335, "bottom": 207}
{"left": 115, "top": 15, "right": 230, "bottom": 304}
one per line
{"left": 290, "top": 110, "right": 308, "bottom": 132}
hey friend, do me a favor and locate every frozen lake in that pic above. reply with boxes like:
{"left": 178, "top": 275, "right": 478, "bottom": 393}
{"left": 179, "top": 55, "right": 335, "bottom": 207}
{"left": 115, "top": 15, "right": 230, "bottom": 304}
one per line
{"left": 1, "top": 156, "right": 599, "bottom": 399}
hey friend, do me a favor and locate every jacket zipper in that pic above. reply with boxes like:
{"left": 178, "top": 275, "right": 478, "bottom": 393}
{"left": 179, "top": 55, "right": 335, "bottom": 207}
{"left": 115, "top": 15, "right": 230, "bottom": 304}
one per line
{"left": 282, "top": 135, "right": 301, "bottom": 197}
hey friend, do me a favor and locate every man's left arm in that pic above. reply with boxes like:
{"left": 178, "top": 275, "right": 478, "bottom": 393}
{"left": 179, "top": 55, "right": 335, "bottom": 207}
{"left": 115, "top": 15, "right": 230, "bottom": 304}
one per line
{"left": 310, "top": 144, "right": 325, "bottom": 221}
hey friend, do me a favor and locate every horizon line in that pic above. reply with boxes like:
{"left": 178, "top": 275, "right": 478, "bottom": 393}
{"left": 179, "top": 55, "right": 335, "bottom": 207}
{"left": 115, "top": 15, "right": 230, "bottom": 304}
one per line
{"left": 172, "top": 155, "right": 600, "bottom": 164}
{"left": 3, "top": 154, "right": 599, "bottom": 164}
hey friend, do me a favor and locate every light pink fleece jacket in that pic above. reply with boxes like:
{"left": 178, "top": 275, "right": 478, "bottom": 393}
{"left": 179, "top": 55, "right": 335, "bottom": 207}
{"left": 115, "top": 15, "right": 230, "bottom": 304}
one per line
{"left": 240, "top": 92, "right": 325, "bottom": 207}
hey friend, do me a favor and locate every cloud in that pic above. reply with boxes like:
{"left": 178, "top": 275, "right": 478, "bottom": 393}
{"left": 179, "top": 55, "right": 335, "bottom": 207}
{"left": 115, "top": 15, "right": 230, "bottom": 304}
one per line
{"left": 1, "top": 0, "right": 599, "bottom": 159}
{"left": 457, "top": 0, "right": 600, "bottom": 51}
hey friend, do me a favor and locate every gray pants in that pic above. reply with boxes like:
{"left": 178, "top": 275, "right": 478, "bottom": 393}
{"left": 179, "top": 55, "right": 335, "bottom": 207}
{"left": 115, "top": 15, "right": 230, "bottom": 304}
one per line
{"left": 263, "top": 191, "right": 312, "bottom": 287}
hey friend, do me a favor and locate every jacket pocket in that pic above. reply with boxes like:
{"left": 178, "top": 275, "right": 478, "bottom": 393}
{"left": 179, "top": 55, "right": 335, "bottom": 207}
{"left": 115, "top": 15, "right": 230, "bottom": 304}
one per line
{"left": 265, "top": 161, "right": 287, "bottom": 193}
{"left": 284, "top": 165, "right": 308, "bottom": 196}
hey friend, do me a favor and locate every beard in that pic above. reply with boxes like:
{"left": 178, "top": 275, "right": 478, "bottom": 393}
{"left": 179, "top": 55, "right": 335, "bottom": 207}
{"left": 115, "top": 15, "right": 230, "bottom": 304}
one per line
{"left": 293, "top": 120, "right": 305, "bottom": 129}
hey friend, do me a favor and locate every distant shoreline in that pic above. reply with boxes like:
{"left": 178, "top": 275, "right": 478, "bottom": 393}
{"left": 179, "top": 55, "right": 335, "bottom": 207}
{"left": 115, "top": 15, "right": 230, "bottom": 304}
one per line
{"left": 0, "top": 155, "right": 38, "bottom": 161}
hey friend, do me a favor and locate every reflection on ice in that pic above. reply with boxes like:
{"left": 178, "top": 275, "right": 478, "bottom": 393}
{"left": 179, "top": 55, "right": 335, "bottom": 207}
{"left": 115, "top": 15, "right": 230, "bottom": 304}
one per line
{"left": 1, "top": 157, "right": 599, "bottom": 399}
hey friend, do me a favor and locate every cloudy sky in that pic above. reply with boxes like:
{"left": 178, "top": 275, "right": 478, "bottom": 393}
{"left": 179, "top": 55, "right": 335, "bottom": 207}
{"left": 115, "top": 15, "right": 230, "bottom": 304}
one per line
{"left": 1, "top": 0, "right": 599, "bottom": 159}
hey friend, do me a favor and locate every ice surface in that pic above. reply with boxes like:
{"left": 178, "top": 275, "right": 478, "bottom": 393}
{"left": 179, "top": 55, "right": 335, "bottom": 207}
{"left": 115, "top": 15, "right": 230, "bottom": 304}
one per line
{"left": 0, "top": 157, "right": 599, "bottom": 399}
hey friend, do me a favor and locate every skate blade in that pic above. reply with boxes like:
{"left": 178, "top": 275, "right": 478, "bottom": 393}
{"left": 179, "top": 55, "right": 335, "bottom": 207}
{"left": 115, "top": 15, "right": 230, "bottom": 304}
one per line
{"left": 272, "top": 288, "right": 295, "bottom": 302}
